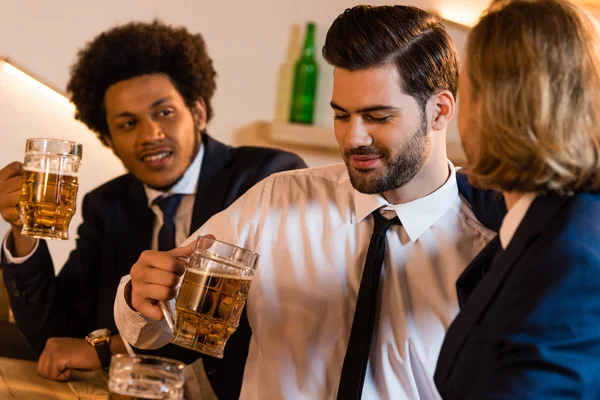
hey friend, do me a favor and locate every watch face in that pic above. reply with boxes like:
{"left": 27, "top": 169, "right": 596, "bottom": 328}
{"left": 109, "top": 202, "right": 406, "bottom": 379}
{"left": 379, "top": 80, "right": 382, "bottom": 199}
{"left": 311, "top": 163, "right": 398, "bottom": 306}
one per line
{"left": 87, "top": 328, "right": 111, "bottom": 343}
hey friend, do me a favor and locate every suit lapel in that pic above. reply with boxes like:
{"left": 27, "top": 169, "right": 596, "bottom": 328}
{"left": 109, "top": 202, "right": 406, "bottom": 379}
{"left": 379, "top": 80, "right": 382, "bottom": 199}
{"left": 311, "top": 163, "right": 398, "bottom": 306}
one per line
{"left": 190, "top": 134, "right": 234, "bottom": 232}
{"left": 437, "top": 194, "right": 571, "bottom": 385}
{"left": 455, "top": 237, "right": 501, "bottom": 307}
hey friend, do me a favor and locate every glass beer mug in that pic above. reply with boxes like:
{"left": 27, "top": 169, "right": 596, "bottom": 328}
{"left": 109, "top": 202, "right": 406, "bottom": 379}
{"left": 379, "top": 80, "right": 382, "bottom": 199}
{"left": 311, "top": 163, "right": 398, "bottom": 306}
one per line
{"left": 160, "top": 236, "right": 258, "bottom": 359}
{"left": 108, "top": 354, "right": 185, "bottom": 400}
{"left": 19, "top": 138, "right": 82, "bottom": 240}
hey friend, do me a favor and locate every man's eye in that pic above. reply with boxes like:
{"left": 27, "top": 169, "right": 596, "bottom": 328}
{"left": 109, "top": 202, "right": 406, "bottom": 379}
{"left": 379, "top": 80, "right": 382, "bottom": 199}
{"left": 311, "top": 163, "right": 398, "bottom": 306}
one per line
{"left": 119, "top": 120, "right": 135, "bottom": 130}
{"left": 364, "top": 115, "right": 391, "bottom": 123}
{"left": 158, "top": 109, "right": 174, "bottom": 117}
{"left": 334, "top": 114, "right": 350, "bottom": 121}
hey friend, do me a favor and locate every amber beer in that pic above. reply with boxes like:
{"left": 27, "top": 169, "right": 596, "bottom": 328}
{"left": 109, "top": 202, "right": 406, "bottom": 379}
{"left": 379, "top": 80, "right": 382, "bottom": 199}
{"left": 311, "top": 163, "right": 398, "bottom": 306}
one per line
{"left": 171, "top": 266, "right": 251, "bottom": 358}
{"left": 160, "top": 237, "right": 258, "bottom": 358}
{"left": 19, "top": 169, "right": 78, "bottom": 240}
{"left": 19, "top": 138, "right": 82, "bottom": 240}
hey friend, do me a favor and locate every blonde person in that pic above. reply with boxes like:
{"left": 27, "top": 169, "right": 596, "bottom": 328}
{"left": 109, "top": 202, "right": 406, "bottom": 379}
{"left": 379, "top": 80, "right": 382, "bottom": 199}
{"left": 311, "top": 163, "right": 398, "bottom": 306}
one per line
{"left": 435, "top": 1, "right": 600, "bottom": 398}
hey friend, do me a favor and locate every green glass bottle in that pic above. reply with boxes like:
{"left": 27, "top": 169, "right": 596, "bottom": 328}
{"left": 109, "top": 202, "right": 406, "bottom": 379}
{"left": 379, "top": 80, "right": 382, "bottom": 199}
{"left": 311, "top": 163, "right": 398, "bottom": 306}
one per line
{"left": 289, "top": 22, "right": 319, "bottom": 124}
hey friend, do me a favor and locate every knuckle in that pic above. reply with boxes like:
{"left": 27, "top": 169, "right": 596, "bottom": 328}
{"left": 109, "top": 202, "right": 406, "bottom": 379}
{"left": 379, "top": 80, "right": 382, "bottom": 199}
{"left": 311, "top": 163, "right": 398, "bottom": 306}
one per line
{"left": 139, "top": 250, "right": 155, "bottom": 263}
{"left": 168, "top": 274, "right": 179, "bottom": 287}
{"left": 131, "top": 284, "right": 144, "bottom": 299}
{"left": 130, "top": 266, "right": 142, "bottom": 281}
{"left": 1, "top": 162, "right": 21, "bottom": 179}
{"left": 158, "top": 286, "right": 172, "bottom": 300}
{"left": 45, "top": 338, "right": 59, "bottom": 350}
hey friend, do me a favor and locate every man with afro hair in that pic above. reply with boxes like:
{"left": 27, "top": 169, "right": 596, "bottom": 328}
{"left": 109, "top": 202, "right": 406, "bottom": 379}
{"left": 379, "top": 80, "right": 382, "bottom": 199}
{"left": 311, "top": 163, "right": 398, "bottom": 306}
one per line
{"left": 0, "top": 20, "right": 306, "bottom": 399}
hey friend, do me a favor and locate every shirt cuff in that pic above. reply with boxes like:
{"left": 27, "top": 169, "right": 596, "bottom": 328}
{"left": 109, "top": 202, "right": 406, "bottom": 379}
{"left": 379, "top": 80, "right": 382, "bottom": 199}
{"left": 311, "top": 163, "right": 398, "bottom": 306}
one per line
{"left": 2, "top": 230, "right": 39, "bottom": 265}
{"left": 114, "top": 275, "right": 172, "bottom": 350}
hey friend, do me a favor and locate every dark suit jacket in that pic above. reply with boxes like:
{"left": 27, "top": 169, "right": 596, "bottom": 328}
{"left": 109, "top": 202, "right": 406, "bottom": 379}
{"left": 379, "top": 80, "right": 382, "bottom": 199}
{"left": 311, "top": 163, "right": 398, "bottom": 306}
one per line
{"left": 456, "top": 171, "right": 506, "bottom": 232}
{"left": 1, "top": 134, "right": 307, "bottom": 399}
{"left": 435, "top": 193, "right": 600, "bottom": 399}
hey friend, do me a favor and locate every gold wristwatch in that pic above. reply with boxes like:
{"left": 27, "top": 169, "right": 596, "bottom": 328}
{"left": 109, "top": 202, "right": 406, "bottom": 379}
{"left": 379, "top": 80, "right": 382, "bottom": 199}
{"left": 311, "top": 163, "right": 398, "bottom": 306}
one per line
{"left": 85, "top": 328, "right": 112, "bottom": 369}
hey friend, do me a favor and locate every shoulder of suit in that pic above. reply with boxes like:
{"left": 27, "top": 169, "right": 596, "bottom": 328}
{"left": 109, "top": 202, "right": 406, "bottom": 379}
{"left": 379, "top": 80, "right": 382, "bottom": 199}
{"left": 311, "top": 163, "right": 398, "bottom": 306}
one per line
{"left": 545, "top": 193, "right": 600, "bottom": 245}
{"left": 230, "top": 145, "right": 303, "bottom": 162}
{"left": 510, "top": 193, "right": 600, "bottom": 275}
{"left": 85, "top": 173, "right": 138, "bottom": 200}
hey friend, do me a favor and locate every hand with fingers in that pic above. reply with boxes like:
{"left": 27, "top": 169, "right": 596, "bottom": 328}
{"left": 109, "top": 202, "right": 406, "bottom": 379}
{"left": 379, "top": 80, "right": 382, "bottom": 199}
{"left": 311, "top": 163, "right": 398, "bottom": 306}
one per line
{"left": 130, "top": 241, "right": 198, "bottom": 321}
{"left": 37, "top": 337, "right": 100, "bottom": 381}
{"left": 37, "top": 334, "right": 128, "bottom": 381}
{"left": 0, "top": 161, "right": 36, "bottom": 256}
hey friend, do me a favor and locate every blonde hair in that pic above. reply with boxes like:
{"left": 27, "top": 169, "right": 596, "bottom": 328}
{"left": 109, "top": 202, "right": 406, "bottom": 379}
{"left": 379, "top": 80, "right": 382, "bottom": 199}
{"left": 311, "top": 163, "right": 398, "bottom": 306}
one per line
{"left": 465, "top": 0, "right": 600, "bottom": 194}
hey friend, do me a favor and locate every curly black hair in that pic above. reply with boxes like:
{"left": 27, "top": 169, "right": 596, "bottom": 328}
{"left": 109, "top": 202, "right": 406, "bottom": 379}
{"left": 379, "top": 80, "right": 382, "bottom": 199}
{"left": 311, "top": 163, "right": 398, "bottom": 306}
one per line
{"left": 67, "top": 20, "right": 217, "bottom": 145}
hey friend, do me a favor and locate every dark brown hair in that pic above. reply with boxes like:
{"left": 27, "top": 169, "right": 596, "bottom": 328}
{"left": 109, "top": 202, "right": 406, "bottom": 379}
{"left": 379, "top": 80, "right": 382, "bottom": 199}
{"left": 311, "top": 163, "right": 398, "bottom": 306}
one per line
{"left": 322, "top": 5, "right": 459, "bottom": 111}
{"left": 67, "top": 20, "right": 217, "bottom": 145}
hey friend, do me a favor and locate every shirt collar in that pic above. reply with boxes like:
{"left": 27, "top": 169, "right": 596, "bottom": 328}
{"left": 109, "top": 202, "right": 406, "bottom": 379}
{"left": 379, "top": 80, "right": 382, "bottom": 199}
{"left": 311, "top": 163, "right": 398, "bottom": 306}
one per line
{"left": 499, "top": 192, "right": 537, "bottom": 249}
{"left": 353, "top": 161, "right": 461, "bottom": 242}
{"left": 144, "top": 142, "right": 204, "bottom": 206}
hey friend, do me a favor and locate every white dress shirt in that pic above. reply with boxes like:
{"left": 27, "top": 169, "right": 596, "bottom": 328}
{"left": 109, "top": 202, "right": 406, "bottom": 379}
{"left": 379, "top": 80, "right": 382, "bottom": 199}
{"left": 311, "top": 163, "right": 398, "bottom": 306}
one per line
{"left": 2, "top": 143, "right": 204, "bottom": 262}
{"left": 498, "top": 193, "right": 537, "bottom": 249}
{"left": 115, "top": 162, "right": 495, "bottom": 400}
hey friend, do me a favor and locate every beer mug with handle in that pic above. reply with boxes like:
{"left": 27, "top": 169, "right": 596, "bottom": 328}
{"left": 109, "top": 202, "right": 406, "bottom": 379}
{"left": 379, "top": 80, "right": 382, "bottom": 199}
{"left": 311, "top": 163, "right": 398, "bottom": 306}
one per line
{"left": 160, "top": 236, "right": 258, "bottom": 359}
{"left": 19, "top": 138, "right": 82, "bottom": 240}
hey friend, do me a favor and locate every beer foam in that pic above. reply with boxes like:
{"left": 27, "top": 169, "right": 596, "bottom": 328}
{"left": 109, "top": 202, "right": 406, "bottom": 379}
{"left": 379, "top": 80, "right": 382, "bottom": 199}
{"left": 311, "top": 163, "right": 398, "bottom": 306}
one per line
{"left": 185, "top": 268, "right": 252, "bottom": 280}
{"left": 23, "top": 167, "right": 79, "bottom": 177}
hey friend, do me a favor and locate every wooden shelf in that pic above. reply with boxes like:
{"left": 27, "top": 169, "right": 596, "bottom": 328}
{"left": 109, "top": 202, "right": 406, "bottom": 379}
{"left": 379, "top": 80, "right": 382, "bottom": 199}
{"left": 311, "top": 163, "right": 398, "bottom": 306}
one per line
{"left": 261, "top": 120, "right": 467, "bottom": 166}
{"left": 263, "top": 120, "right": 339, "bottom": 150}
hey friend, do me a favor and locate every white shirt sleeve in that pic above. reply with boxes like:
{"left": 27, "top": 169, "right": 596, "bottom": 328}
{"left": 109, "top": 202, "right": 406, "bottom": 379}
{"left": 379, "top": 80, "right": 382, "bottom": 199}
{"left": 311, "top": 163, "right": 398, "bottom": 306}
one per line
{"left": 114, "top": 178, "right": 269, "bottom": 349}
{"left": 2, "top": 230, "right": 39, "bottom": 264}
{"left": 114, "top": 275, "right": 173, "bottom": 349}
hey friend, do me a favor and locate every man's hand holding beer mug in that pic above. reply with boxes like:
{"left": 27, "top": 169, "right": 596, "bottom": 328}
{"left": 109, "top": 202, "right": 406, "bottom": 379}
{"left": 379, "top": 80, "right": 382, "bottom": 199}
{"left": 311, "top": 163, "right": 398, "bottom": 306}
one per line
{"left": 0, "top": 161, "right": 36, "bottom": 256}
{"left": 0, "top": 138, "right": 121, "bottom": 380}
{"left": 0, "top": 138, "right": 82, "bottom": 257}
{"left": 130, "top": 235, "right": 258, "bottom": 359}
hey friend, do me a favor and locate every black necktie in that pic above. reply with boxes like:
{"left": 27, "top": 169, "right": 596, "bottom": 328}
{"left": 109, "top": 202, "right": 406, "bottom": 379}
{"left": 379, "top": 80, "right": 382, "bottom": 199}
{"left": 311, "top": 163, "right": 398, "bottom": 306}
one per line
{"left": 154, "top": 194, "right": 183, "bottom": 251}
{"left": 337, "top": 210, "right": 401, "bottom": 400}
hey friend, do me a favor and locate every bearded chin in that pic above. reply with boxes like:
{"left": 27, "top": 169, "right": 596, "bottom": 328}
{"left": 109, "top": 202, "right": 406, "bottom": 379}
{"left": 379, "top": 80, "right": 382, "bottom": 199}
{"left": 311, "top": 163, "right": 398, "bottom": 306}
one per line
{"left": 346, "top": 123, "right": 430, "bottom": 194}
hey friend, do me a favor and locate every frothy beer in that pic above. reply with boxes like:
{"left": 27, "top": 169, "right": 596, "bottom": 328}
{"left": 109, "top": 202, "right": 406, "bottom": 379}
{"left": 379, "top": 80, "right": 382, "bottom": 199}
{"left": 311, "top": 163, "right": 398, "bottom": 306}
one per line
{"left": 19, "top": 168, "right": 78, "bottom": 240}
{"left": 172, "top": 266, "right": 251, "bottom": 358}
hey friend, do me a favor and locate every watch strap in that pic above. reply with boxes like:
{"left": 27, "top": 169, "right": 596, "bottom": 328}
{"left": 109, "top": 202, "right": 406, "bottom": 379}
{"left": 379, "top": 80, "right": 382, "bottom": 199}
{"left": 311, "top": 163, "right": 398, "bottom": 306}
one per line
{"left": 94, "top": 339, "right": 112, "bottom": 370}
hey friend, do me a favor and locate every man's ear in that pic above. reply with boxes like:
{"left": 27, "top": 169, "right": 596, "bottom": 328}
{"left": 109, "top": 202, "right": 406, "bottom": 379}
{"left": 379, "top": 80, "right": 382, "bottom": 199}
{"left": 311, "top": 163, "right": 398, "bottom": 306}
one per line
{"left": 191, "top": 99, "right": 207, "bottom": 132}
{"left": 430, "top": 90, "right": 455, "bottom": 132}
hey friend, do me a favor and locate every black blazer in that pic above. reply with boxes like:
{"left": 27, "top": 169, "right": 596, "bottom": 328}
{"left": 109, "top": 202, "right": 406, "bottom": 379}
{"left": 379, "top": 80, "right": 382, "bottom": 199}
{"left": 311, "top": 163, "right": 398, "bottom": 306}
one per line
{"left": 435, "top": 193, "right": 600, "bottom": 399}
{"left": 2, "top": 134, "right": 307, "bottom": 399}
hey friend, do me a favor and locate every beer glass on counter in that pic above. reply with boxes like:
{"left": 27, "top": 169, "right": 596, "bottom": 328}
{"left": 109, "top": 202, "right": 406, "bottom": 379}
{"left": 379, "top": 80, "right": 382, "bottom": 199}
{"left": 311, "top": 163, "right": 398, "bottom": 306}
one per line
{"left": 19, "top": 138, "right": 82, "bottom": 240}
{"left": 108, "top": 354, "right": 185, "bottom": 400}
{"left": 160, "top": 237, "right": 258, "bottom": 358}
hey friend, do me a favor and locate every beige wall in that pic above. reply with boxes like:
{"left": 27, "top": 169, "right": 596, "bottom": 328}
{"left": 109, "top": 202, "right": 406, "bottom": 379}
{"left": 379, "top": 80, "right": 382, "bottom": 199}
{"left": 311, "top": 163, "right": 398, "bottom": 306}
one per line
{"left": 0, "top": 0, "right": 472, "bottom": 167}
